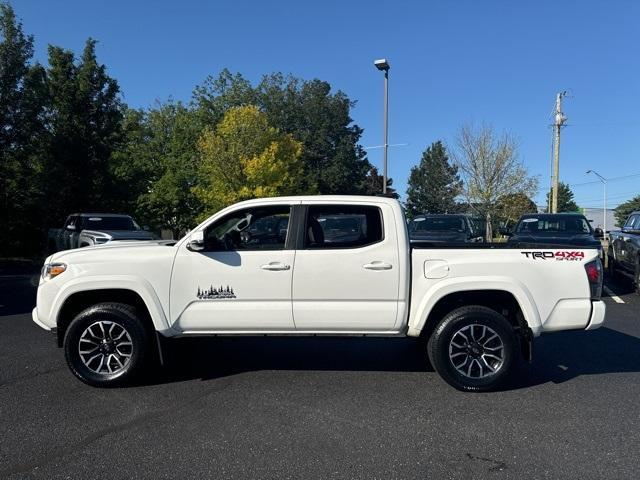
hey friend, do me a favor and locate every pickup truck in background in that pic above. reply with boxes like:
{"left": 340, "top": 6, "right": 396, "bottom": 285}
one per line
{"left": 408, "top": 214, "right": 485, "bottom": 243}
{"left": 608, "top": 211, "right": 640, "bottom": 294}
{"left": 48, "top": 213, "right": 157, "bottom": 253}
{"left": 33, "top": 196, "right": 605, "bottom": 392}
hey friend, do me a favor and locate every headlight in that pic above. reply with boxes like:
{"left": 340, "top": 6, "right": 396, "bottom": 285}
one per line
{"left": 41, "top": 263, "right": 67, "bottom": 281}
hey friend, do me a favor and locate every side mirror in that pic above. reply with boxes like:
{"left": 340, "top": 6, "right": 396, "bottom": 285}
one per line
{"left": 66, "top": 224, "right": 76, "bottom": 231}
{"left": 186, "top": 231, "right": 205, "bottom": 252}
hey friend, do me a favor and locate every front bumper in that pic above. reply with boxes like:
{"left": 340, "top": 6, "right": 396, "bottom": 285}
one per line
{"left": 585, "top": 300, "right": 606, "bottom": 330}
{"left": 32, "top": 307, "right": 51, "bottom": 331}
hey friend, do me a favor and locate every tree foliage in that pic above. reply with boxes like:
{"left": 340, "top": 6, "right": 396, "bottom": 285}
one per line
{"left": 194, "top": 106, "right": 303, "bottom": 218}
{"left": 614, "top": 195, "right": 640, "bottom": 227}
{"left": 453, "top": 123, "right": 538, "bottom": 240}
{"left": 42, "top": 39, "right": 123, "bottom": 225}
{"left": 545, "top": 182, "right": 579, "bottom": 213}
{"left": 111, "top": 102, "right": 203, "bottom": 236}
{"left": 405, "top": 141, "right": 462, "bottom": 218}
{"left": 0, "top": 6, "right": 393, "bottom": 257}
{"left": 361, "top": 166, "right": 399, "bottom": 199}
{"left": 496, "top": 193, "right": 537, "bottom": 226}
{"left": 0, "top": 3, "right": 47, "bottom": 255}
{"left": 193, "top": 70, "right": 373, "bottom": 194}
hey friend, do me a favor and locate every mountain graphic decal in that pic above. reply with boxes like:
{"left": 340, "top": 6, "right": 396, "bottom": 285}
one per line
{"left": 197, "top": 285, "right": 236, "bottom": 300}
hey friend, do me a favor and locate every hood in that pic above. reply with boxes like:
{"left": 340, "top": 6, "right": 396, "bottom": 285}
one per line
{"left": 50, "top": 239, "right": 175, "bottom": 263}
{"left": 82, "top": 229, "right": 157, "bottom": 240}
{"left": 410, "top": 231, "right": 468, "bottom": 243}
{"left": 508, "top": 233, "right": 600, "bottom": 247}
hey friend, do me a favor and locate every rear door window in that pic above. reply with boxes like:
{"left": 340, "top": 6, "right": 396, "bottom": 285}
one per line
{"left": 305, "top": 205, "right": 383, "bottom": 249}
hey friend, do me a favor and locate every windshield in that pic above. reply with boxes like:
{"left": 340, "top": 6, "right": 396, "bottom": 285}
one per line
{"left": 80, "top": 216, "right": 138, "bottom": 231}
{"left": 410, "top": 217, "right": 466, "bottom": 233}
{"left": 516, "top": 216, "right": 591, "bottom": 234}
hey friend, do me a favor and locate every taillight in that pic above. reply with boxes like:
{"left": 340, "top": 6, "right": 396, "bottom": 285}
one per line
{"left": 584, "top": 259, "right": 603, "bottom": 299}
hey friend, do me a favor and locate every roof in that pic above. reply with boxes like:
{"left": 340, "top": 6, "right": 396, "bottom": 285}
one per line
{"left": 520, "top": 213, "right": 586, "bottom": 218}
{"left": 225, "top": 195, "right": 402, "bottom": 208}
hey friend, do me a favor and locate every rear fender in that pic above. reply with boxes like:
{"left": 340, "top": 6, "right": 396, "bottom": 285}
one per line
{"left": 408, "top": 276, "right": 542, "bottom": 337}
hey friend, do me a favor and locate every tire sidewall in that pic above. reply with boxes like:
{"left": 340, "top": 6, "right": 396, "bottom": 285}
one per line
{"left": 64, "top": 304, "right": 148, "bottom": 387}
{"left": 429, "top": 307, "right": 517, "bottom": 392}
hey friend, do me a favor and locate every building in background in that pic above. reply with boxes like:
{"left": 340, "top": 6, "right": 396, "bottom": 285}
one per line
{"left": 580, "top": 208, "right": 617, "bottom": 231}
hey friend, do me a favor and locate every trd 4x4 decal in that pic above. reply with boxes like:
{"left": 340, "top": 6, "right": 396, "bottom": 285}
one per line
{"left": 197, "top": 285, "right": 236, "bottom": 299}
{"left": 521, "top": 251, "right": 585, "bottom": 261}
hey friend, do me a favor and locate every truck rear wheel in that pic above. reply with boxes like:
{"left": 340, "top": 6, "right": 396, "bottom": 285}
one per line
{"left": 427, "top": 306, "right": 518, "bottom": 392}
{"left": 63, "top": 303, "right": 150, "bottom": 387}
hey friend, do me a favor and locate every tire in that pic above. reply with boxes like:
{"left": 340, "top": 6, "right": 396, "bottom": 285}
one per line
{"left": 63, "top": 302, "right": 150, "bottom": 387}
{"left": 607, "top": 249, "right": 618, "bottom": 280}
{"left": 427, "top": 305, "right": 518, "bottom": 392}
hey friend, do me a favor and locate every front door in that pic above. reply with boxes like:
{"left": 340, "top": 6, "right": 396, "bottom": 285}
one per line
{"left": 170, "top": 204, "right": 296, "bottom": 332}
{"left": 292, "top": 202, "right": 401, "bottom": 331}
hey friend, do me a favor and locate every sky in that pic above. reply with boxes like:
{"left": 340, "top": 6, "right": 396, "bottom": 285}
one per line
{"left": 11, "top": 0, "right": 640, "bottom": 208}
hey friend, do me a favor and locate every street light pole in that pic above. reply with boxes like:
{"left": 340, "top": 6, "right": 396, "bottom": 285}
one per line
{"left": 374, "top": 59, "right": 390, "bottom": 194}
{"left": 586, "top": 169, "right": 607, "bottom": 234}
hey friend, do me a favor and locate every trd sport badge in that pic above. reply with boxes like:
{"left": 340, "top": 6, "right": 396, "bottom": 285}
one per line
{"left": 521, "top": 251, "right": 585, "bottom": 261}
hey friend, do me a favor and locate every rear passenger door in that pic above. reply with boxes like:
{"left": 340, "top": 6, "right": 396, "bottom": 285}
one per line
{"left": 292, "top": 202, "right": 401, "bottom": 331}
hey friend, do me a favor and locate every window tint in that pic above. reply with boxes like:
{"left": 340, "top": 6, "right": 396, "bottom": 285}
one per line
{"left": 204, "top": 206, "right": 290, "bottom": 251}
{"left": 79, "top": 216, "right": 137, "bottom": 231}
{"left": 305, "top": 205, "right": 383, "bottom": 249}
{"left": 626, "top": 215, "right": 639, "bottom": 229}
{"left": 410, "top": 217, "right": 466, "bottom": 233}
{"left": 516, "top": 216, "right": 591, "bottom": 234}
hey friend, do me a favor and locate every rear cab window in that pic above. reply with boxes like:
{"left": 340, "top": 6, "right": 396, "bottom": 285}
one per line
{"left": 305, "top": 205, "right": 383, "bottom": 249}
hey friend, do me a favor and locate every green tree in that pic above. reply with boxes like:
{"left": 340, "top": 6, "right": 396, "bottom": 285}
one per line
{"left": 194, "top": 105, "right": 303, "bottom": 218}
{"left": 192, "top": 70, "right": 372, "bottom": 195}
{"left": 405, "top": 141, "right": 462, "bottom": 218}
{"left": 453, "top": 123, "right": 538, "bottom": 241}
{"left": 545, "top": 182, "right": 579, "bottom": 213}
{"left": 362, "top": 166, "right": 399, "bottom": 199}
{"left": 496, "top": 193, "right": 538, "bottom": 227}
{"left": 0, "top": 3, "right": 48, "bottom": 257}
{"left": 42, "top": 39, "right": 123, "bottom": 226}
{"left": 614, "top": 195, "right": 640, "bottom": 227}
{"left": 112, "top": 101, "right": 203, "bottom": 237}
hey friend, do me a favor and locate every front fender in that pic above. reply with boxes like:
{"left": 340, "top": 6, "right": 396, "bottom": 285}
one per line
{"left": 49, "top": 275, "right": 172, "bottom": 334}
{"left": 407, "top": 276, "right": 542, "bottom": 337}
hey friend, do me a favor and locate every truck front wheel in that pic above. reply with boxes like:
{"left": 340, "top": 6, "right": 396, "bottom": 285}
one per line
{"left": 63, "top": 303, "right": 150, "bottom": 387}
{"left": 427, "top": 306, "right": 518, "bottom": 392}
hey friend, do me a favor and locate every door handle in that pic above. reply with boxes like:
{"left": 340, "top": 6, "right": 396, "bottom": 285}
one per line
{"left": 260, "top": 262, "right": 291, "bottom": 271}
{"left": 363, "top": 261, "right": 392, "bottom": 271}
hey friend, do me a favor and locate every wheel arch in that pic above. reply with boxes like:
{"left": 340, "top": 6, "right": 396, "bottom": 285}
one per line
{"left": 52, "top": 276, "right": 171, "bottom": 347}
{"left": 408, "top": 279, "right": 541, "bottom": 339}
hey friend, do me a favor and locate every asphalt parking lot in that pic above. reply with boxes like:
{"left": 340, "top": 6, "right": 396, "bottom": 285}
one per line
{"left": 1, "top": 272, "right": 639, "bottom": 479}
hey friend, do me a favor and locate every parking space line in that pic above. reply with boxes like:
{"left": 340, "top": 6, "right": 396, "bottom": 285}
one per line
{"left": 604, "top": 286, "right": 625, "bottom": 304}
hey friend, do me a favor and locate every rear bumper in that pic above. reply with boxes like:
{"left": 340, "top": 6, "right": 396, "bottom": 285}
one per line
{"left": 585, "top": 300, "right": 606, "bottom": 330}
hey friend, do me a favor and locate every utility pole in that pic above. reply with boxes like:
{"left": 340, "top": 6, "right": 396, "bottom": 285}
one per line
{"left": 551, "top": 91, "right": 567, "bottom": 213}
{"left": 374, "top": 59, "right": 390, "bottom": 194}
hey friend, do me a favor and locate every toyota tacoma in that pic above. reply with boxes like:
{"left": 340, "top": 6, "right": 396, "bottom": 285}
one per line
{"left": 33, "top": 196, "right": 605, "bottom": 391}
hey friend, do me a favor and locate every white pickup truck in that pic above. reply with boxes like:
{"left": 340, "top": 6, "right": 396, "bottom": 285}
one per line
{"left": 33, "top": 196, "right": 605, "bottom": 391}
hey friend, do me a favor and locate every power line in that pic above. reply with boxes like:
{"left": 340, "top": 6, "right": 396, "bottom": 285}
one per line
{"left": 570, "top": 172, "right": 640, "bottom": 187}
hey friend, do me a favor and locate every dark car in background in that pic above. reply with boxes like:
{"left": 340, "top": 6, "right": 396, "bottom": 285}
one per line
{"left": 408, "top": 214, "right": 485, "bottom": 243}
{"left": 608, "top": 211, "right": 640, "bottom": 294}
{"left": 505, "top": 213, "right": 603, "bottom": 253}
